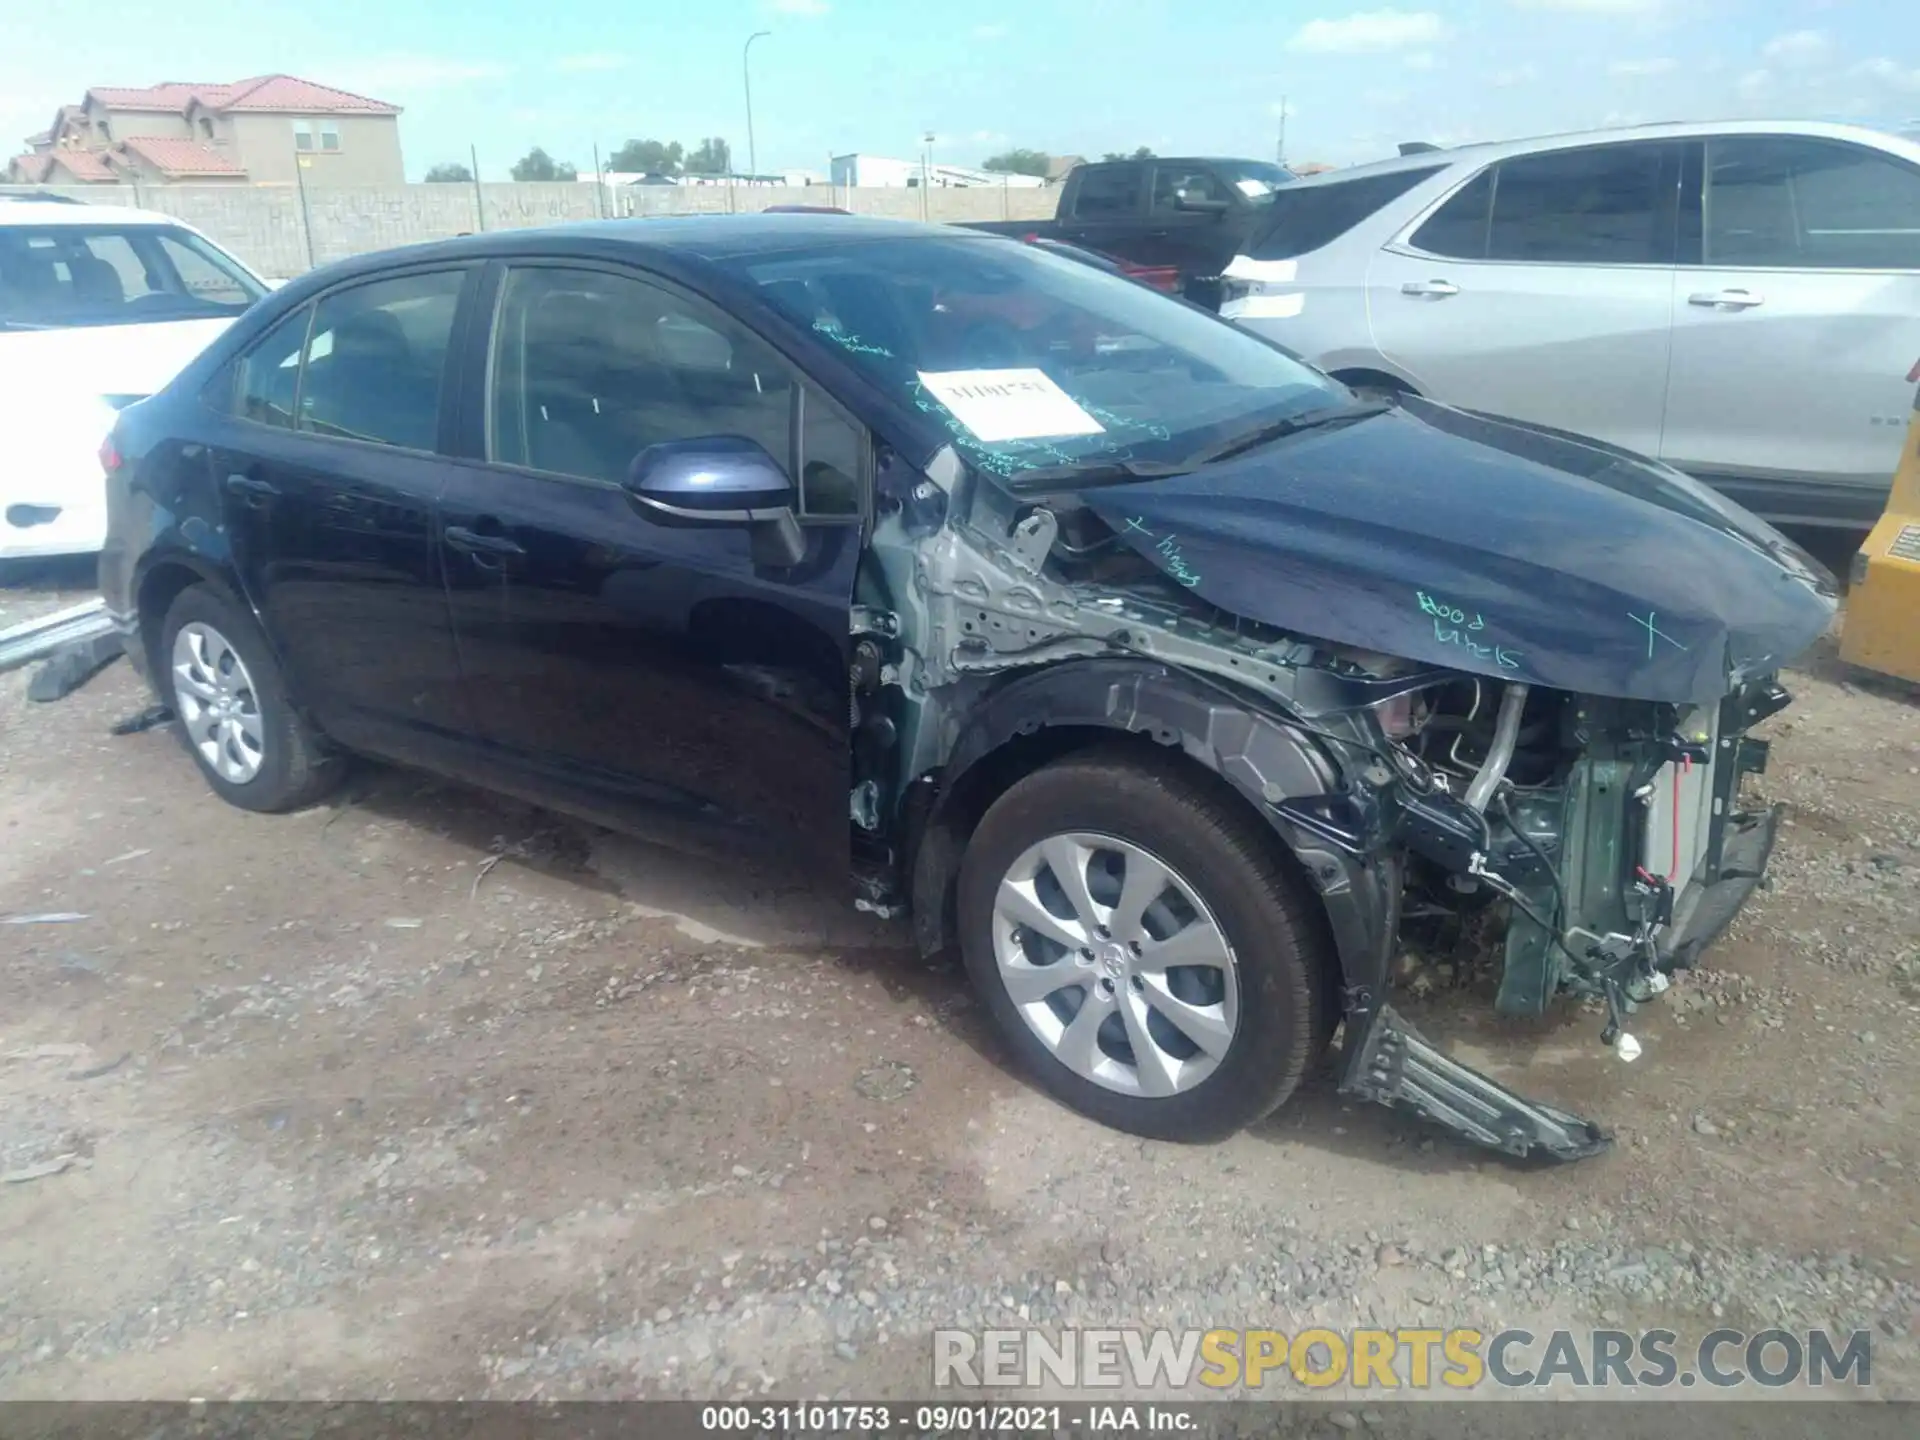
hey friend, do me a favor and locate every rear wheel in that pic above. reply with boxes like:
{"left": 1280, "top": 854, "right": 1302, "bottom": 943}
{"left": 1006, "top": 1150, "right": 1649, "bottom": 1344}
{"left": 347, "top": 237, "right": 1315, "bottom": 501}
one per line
{"left": 957, "top": 750, "right": 1331, "bottom": 1141}
{"left": 160, "top": 585, "right": 342, "bottom": 813}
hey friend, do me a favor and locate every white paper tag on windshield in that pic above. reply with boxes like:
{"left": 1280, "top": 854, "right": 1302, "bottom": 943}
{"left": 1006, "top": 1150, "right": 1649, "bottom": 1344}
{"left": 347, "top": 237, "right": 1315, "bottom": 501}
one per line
{"left": 917, "top": 369, "right": 1106, "bottom": 443}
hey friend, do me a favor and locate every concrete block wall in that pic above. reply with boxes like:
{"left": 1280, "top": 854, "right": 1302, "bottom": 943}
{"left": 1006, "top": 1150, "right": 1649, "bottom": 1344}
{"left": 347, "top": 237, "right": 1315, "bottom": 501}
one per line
{"left": 5, "top": 181, "right": 1059, "bottom": 280}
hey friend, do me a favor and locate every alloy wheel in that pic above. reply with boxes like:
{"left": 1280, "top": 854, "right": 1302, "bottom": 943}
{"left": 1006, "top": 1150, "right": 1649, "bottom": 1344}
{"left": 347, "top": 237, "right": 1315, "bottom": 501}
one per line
{"left": 990, "top": 831, "right": 1240, "bottom": 1098}
{"left": 171, "top": 621, "right": 266, "bottom": 784}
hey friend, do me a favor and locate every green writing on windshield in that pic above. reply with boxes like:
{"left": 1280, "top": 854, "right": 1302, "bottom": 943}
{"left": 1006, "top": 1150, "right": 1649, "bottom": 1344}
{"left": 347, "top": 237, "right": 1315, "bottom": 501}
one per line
{"left": 1417, "top": 590, "right": 1522, "bottom": 671}
{"left": 1124, "top": 517, "right": 1202, "bottom": 588}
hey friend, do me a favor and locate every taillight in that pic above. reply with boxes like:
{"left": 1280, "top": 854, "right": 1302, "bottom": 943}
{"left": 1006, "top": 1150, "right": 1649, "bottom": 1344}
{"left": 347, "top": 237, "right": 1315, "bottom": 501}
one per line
{"left": 99, "top": 436, "right": 122, "bottom": 475}
{"left": 1907, "top": 357, "right": 1920, "bottom": 384}
{"left": 1124, "top": 264, "right": 1182, "bottom": 293}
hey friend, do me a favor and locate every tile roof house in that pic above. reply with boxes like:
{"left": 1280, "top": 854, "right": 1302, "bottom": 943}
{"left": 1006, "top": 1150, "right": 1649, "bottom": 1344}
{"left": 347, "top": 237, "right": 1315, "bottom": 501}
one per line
{"left": 8, "top": 74, "right": 403, "bottom": 187}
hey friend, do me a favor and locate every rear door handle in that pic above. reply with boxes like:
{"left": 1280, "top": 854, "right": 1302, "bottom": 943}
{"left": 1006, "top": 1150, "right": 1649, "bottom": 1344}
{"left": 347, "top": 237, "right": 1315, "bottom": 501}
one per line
{"left": 1401, "top": 279, "right": 1460, "bottom": 297}
{"left": 1687, "top": 289, "right": 1765, "bottom": 309}
{"left": 444, "top": 525, "right": 526, "bottom": 558}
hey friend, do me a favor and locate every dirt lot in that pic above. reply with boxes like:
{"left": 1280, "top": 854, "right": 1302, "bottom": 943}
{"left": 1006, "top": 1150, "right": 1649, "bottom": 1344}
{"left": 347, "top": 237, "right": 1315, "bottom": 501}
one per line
{"left": 2, "top": 559, "right": 1917, "bottom": 1409}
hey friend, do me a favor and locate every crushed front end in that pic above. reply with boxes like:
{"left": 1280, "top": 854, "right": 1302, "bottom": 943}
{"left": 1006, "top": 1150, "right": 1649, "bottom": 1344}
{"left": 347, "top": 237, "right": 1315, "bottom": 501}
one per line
{"left": 1305, "top": 670, "right": 1793, "bottom": 1160}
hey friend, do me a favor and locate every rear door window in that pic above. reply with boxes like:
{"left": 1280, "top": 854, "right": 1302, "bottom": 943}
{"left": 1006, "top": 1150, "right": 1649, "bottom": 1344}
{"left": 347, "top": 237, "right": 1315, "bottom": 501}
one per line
{"left": 232, "top": 304, "right": 313, "bottom": 431}
{"left": 1069, "top": 166, "right": 1145, "bottom": 219}
{"left": 1410, "top": 170, "right": 1495, "bottom": 258}
{"left": 1482, "top": 142, "right": 1671, "bottom": 264}
{"left": 1701, "top": 136, "right": 1920, "bottom": 269}
{"left": 297, "top": 270, "right": 465, "bottom": 452}
{"left": 1245, "top": 166, "right": 1443, "bottom": 259}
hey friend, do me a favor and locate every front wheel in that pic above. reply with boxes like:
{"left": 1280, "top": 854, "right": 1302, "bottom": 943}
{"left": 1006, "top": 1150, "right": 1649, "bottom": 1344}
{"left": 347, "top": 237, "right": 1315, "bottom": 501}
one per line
{"left": 956, "top": 749, "right": 1332, "bottom": 1141}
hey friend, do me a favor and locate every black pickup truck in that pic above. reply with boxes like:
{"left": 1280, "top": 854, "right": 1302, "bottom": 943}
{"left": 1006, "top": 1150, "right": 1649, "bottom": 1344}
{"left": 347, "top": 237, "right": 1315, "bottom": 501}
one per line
{"left": 967, "top": 156, "right": 1293, "bottom": 308}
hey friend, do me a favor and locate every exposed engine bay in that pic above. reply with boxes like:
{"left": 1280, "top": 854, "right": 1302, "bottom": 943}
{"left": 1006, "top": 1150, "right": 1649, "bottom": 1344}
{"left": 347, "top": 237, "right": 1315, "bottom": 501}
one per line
{"left": 847, "top": 442, "right": 1792, "bottom": 1161}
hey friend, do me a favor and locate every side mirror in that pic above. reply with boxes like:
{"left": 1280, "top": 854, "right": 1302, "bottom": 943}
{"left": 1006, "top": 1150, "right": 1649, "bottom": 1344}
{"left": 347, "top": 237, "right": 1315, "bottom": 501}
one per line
{"left": 625, "top": 436, "right": 795, "bottom": 524}
{"left": 625, "top": 436, "right": 806, "bottom": 567}
{"left": 1175, "top": 195, "right": 1231, "bottom": 216}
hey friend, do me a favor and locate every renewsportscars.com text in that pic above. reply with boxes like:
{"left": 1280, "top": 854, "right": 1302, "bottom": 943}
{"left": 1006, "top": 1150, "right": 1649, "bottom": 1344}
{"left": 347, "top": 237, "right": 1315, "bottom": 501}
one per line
{"left": 932, "top": 1326, "right": 1874, "bottom": 1391}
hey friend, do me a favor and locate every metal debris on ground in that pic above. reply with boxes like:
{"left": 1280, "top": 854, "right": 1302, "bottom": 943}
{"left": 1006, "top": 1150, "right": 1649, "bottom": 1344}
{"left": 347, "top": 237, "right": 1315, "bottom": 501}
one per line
{"left": 2, "top": 912, "right": 89, "bottom": 925}
{"left": 26, "top": 632, "right": 122, "bottom": 702}
{"left": 109, "top": 703, "right": 172, "bottom": 736}
{"left": 103, "top": 849, "right": 151, "bottom": 867}
{"left": 0, "top": 598, "right": 112, "bottom": 674}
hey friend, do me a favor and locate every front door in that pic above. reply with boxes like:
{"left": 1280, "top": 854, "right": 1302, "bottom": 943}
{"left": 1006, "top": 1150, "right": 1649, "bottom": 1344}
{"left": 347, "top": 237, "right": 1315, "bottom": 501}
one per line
{"left": 1660, "top": 133, "right": 1920, "bottom": 526}
{"left": 1369, "top": 139, "right": 1681, "bottom": 459}
{"left": 437, "top": 261, "right": 863, "bottom": 867}
{"left": 214, "top": 267, "right": 474, "bottom": 761}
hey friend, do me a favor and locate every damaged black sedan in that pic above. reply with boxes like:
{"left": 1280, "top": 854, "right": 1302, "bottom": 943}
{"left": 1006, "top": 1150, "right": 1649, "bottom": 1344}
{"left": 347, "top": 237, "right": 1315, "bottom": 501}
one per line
{"left": 99, "top": 216, "right": 1837, "bottom": 1161}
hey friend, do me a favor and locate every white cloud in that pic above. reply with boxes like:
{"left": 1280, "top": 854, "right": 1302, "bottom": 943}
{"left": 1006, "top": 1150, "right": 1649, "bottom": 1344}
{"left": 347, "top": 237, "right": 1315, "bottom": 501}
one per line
{"left": 1288, "top": 10, "right": 1446, "bottom": 54}
{"left": 1510, "top": 0, "right": 1660, "bottom": 12}
{"left": 553, "top": 53, "right": 626, "bottom": 72}
{"left": 770, "top": 0, "right": 830, "bottom": 14}
{"left": 1403, "top": 51, "right": 1439, "bottom": 71}
{"left": 972, "top": 22, "right": 1008, "bottom": 39}
{"left": 1608, "top": 57, "right": 1677, "bottom": 77}
{"left": 1735, "top": 68, "right": 1772, "bottom": 100}
{"left": 971, "top": 129, "right": 1008, "bottom": 144}
{"left": 1854, "top": 57, "right": 1920, "bottom": 93}
{"left": 1761, "top": 30, "right": 1833, "bottom": 68}
{"left": 1362, "top": 86, "right": 1409, "bottom": 106}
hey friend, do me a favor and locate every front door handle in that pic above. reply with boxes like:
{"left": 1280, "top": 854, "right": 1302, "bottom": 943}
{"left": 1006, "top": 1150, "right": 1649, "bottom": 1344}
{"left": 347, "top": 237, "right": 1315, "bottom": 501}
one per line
{"left": 1688, "top": 289, "right": 1765, "bottom": 309}
{"left": 225, "top": 473, "right": 276, "bottom": 497}
{"left": 1401, "top": 279, "right": 1460, "bottom": 298}
{"left": 444, "top": 525, "right": 526, "bottom": 558}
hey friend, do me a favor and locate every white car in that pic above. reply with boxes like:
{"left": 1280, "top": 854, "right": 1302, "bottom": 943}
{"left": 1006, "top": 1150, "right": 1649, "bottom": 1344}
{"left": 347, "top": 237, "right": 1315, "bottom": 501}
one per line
{"left": 1, "top": 197, "right": 268, "bottom": 563}
{"left": 1219, "top": 120, "right": 1920, "bottom": 528}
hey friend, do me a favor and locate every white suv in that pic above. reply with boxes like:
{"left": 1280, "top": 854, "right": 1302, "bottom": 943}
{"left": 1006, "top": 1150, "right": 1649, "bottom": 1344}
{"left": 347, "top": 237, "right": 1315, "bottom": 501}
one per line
{"left": 1, "top": 198, "right": 267, "bottom": 563}
{"left": 1221, "top": 120, "right": 1920, "bottom": 528}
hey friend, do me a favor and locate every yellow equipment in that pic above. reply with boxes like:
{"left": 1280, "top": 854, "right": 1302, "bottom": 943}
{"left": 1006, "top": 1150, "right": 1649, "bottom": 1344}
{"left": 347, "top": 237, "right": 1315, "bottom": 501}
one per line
{"left": 1840, "top": 363, "right": 1920, "bottom": 684}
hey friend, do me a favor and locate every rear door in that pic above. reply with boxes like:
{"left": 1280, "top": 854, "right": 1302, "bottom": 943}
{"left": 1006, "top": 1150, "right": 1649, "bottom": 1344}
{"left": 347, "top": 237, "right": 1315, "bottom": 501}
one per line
{"left": 213, "top": 267, "right": 474, "bottom": 761}
{"left": 1055, "top": 163, "right": 1150, "bottom": 259}
{"left": 1367, "top": 140, "right": 1681, "bottom": 458}
{"left": 434, "top": 259, "right": 862, "bottom": 866}
{"left": 1660, "top": 133, "right": 1920, "bottom": 525}
{"left": 1139, "top": 162, "right": 1240, "bottom": 279}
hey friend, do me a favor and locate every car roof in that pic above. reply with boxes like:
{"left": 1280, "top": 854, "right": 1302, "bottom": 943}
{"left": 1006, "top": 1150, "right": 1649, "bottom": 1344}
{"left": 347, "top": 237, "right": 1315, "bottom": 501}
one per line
{"left": 0, "top": 199, "right": 187, "bottom": 228}
{"left": 1285, "top": 118, "right": 1920, "bottom": 188}
{"left": 304, "top": 212, "right": 998, "bottom": 280}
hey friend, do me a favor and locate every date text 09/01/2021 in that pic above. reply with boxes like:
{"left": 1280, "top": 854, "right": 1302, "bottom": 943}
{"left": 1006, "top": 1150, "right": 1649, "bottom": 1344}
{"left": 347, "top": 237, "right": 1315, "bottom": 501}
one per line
{"left": 699, "top": 1402, "right": 1195, "bottom": 1433}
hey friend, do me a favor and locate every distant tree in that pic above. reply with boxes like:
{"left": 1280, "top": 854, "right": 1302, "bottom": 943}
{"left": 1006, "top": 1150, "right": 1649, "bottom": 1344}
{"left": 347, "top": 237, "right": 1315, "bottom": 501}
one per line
{"left": 1101, "top": 146, "right": 1155, "bottom": 161}
{"left": 982, "top": 148, "right": 1051, "bottom": 177}
{"left": 608, "top": 138, "right": 684, "bottom": 175}
{"left": 510, "top": 147, "right": 578, "bottom": 182}
{"left": 424, "top": 162, "right": 474, "bottom": 183}
{"left": 685, "top": 136, "right": 733, "bottom": 175}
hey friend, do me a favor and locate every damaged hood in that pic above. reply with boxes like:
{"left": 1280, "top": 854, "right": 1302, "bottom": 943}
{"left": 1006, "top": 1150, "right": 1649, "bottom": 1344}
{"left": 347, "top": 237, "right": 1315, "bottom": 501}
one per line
{"left": 1083, "top": 397, "right": 1837, "bottom": 704}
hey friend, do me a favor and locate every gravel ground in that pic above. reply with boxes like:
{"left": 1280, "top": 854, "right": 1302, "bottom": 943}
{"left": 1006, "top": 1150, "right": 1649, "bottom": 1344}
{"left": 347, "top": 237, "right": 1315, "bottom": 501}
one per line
{"left": 1, "top": 572, "right": 1916, "bottom": 1409}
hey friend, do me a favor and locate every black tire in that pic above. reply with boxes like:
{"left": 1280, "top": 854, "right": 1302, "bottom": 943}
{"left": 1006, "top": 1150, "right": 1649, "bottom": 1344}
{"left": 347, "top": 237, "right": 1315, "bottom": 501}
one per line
{"left": 159, "top": 584, "right": 343, "bottom": 813}
{"left": 956, "top": 748, "right": 1332, "bottom": 1142}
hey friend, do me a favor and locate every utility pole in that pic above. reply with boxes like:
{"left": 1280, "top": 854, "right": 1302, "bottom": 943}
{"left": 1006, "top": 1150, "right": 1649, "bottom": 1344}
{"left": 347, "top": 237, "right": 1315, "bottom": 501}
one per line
{"left": 744, "top": 30, "right": 770, "bottom": 179}
{"left": 469, "top": 144, "right": 485, "bottom": 231}
{"left": 921, "top": 131, "right": 934, "bottom": 221}
{"left": 1276, "top": 96, "right": 1289, "bottom": 168}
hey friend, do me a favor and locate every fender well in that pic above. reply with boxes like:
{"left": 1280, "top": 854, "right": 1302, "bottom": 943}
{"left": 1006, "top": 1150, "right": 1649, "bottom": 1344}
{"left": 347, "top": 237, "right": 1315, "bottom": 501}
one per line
{"left": 133, "top": 551, "right": 247, "bottom": 684}
{"left": 905, "top": 658, "right": 1398, "bottom": 1014}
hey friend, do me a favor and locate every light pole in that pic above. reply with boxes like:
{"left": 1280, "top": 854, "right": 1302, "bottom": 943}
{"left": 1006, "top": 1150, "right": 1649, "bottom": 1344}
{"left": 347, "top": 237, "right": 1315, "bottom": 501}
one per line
{"left": 921, "top": 131, "right": 935, "bottom": 220}
{"left": 744, "top": 30, "right": 771, "bottom": 179}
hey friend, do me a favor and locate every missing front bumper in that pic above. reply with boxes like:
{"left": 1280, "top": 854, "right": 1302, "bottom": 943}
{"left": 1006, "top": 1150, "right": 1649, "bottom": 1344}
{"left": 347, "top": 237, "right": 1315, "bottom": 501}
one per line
{"left": 1341, "top": 1003, "right": 1612, "bottom": 1162}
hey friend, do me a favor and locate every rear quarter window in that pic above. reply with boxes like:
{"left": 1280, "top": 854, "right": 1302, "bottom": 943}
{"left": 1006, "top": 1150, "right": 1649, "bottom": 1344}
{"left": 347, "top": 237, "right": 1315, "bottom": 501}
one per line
{"left": 1245, "top": 166, "right": 1444, "bottom": 260}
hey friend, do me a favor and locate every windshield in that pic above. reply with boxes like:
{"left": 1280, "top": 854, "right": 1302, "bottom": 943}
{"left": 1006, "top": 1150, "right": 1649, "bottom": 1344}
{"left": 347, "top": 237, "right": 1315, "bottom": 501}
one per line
{"left": 1213, "top": 161, "right": 1296, "bottom": 199}
{"left": 725, "top": 235, "right": 1343, "bottom": 485}
{"left": 0, "top": 224, "right": 264, "bottom": 330}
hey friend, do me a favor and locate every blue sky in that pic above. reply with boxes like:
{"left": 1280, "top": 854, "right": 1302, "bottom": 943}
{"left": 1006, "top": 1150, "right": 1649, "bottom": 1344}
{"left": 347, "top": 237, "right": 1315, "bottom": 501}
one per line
{"left": 5, "top": 0, "right": 1917, "bottom": 180}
